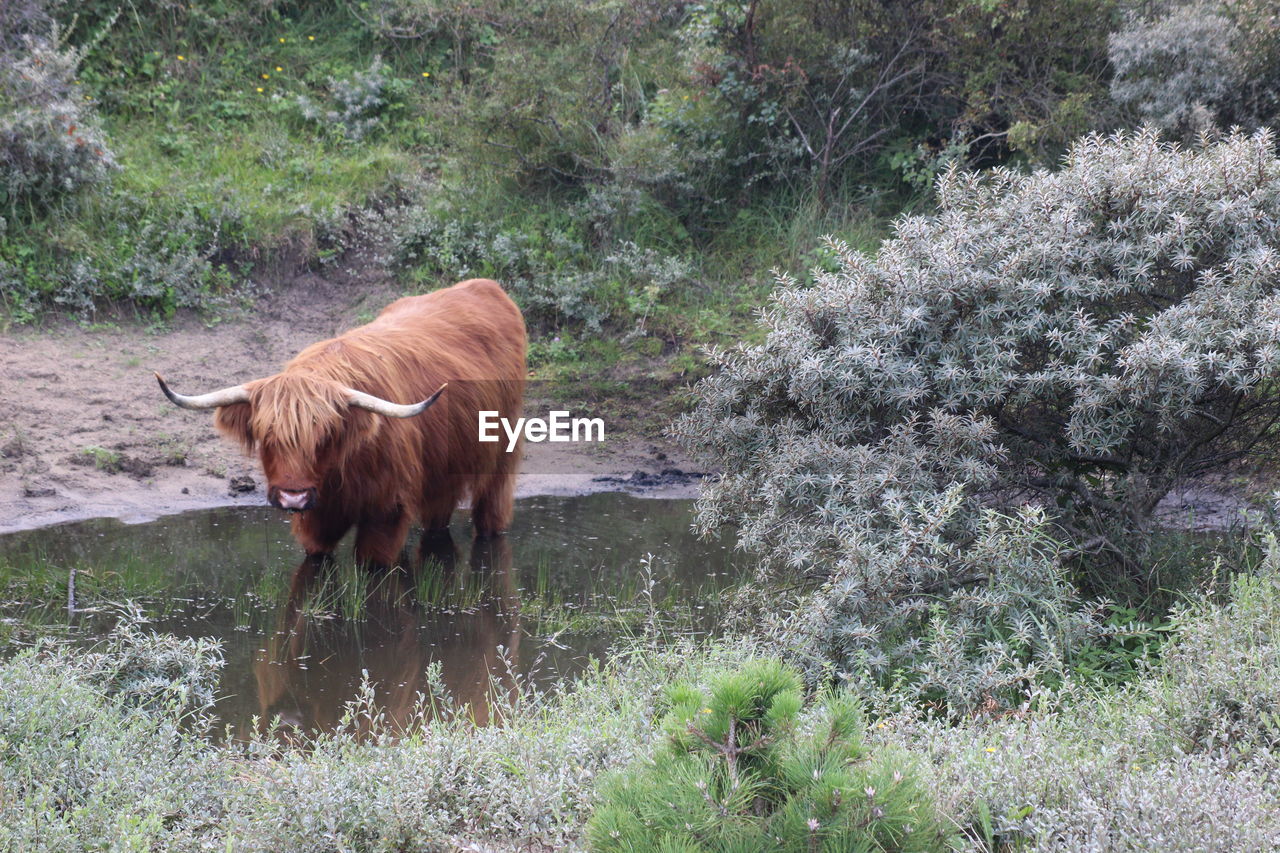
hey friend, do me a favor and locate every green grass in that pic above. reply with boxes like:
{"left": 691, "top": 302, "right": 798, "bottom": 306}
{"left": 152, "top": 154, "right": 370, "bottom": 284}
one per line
{"left": 4, "top": 0, "right": 906, "bottom": 351}
{"left": 73, "top": 445, "right": 122, "bottom": 473}
{"left": 0, "top": 549, "right": 177, "bottom": 643}
{"left": 106, "top": 121, "right": 417, "bottom": 245}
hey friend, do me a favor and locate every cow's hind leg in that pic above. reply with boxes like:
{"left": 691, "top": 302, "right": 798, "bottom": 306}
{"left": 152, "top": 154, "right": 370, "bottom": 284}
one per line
{"left": 417, "top": 527, "right": 460, "bottom": 575}
{"left": 354, "top": 506, "right": 411, "bottom": 569}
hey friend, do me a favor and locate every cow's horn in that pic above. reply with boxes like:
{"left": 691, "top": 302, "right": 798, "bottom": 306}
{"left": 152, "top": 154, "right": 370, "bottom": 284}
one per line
{"left": 155, "top": 373, "right": 250, "bottom": 409}
{"left": 345, "top": 383, "right": 447, "bottom": 418}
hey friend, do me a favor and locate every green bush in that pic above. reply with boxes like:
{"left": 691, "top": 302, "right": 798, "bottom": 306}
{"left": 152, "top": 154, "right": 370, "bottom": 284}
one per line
{"left": 392, "top": 202, "right": 694, "bottom": 330}
{"left": 587, "top": 659, "right": 951, "bottom": 851}
{"left": 1, "top": 188, "right": 249, "bottom": 321}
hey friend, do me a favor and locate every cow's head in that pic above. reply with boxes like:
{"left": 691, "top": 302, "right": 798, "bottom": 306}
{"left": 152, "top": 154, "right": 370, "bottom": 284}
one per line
{"left": 156, "top": 372, "right": 444, "bottom": 512}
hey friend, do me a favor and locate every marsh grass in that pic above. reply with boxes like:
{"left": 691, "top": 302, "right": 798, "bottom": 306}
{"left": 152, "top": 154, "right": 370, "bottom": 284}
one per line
{"left": 0, "top": 548, "right": 175, "bottom": 632}
{"left": 7, "top": 550, "right": 1280, "bottom": 850}
{"left": 516, "top": 550, "right": 732, "bottom": 641}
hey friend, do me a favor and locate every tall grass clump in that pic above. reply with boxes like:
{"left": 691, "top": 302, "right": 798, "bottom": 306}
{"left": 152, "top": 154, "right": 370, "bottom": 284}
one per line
{"left": 676, "top": 128, "right": 1280, "bottom": 710}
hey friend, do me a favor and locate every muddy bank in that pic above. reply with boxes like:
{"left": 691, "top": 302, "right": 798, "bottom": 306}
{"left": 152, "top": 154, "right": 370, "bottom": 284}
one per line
{"left": 0, "top": 441, "right": 706, "bottom": 534}
{"left": 0, "top": 270, "right": 702, "bottom": 534}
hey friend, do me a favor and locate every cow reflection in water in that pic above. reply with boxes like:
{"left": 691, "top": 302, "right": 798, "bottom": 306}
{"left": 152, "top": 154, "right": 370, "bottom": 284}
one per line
{"left": 254, "top": 532, "right": 520, "bottom": 738}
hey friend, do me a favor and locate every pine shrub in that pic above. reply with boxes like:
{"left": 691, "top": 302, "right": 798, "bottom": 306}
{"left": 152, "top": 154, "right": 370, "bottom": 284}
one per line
{"left": 587, "top": 659, "right": 951, "bottom": 851}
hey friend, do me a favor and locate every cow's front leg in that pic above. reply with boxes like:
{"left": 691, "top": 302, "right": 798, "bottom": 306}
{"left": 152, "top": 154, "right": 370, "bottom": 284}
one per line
{"left": 354, "top": 506, "right": 411, "bottom": 569}
{"left": 292, "top": 504, "right": 353, "bottom": 560}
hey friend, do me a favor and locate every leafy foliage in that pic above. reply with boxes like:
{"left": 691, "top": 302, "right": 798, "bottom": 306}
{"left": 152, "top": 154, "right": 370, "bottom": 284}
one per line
{"left": 391, "top": 202, "right": 694, "bottom": 330}
{"left": 587, "top": 659, "right": 950, "bottom": 851}
{"left": 792, "top": 499, "right": 1107, "bottom": 714}
{"left": 689, "top": 0, "right": 1117, "bottom": 189}
{"left": 873, "top": 533, "right": 1280, "bottom": 850}
{"left": 78, "top": 620, "right": 224, "bottom": 714}
{"left": 296, "top": 56, "right": 408, "bottom": 143}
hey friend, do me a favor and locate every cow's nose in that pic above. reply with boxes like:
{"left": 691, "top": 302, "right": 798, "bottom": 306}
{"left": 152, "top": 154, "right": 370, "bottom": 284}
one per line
{"left": 277, "top": 489, "right": 313, "bottom": 511}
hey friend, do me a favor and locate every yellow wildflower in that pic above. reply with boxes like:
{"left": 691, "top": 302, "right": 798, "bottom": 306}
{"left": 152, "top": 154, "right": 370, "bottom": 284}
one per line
{"left": 256, "top": 87, "right": 264, "bottom": 93}
{"left": 177, "top": 55, "right": 185, "bottom": 61}
{"left": 984, "top": 747, "right": 997, "bottom": 753}
{"left": 279, "top": 37, "right": 286, "bottom": 43}
{"left": 275, "top": 66, "right": 282, "bottom": 72}
{"left": 308, "top": 36, "right": 315, "bottom": 41}
{"left": 262, "top": 73, "right": 269, "bottom": 79}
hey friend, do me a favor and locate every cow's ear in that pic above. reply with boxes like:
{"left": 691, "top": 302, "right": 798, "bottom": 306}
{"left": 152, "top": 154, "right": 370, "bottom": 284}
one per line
{"left": 343, "top": 405, "right": 382, "bottom": 447}
{"left": 214, "top": 403, "right": 255, "bottom": 454}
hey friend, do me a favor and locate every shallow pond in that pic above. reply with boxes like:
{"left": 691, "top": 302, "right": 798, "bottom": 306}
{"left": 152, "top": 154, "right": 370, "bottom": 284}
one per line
{"left": 0, "top": 494, "right": 748, "bottom": 739}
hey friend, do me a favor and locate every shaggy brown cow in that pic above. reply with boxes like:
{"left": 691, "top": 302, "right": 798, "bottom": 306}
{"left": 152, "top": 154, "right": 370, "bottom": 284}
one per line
{"left": 156, "top": 279, "right": 526, "bottom": 565}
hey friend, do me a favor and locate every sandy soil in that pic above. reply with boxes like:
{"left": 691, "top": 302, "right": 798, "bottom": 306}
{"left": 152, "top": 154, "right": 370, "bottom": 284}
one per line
{"left": 0, "top": 267, "right": 701, "bottom": 534}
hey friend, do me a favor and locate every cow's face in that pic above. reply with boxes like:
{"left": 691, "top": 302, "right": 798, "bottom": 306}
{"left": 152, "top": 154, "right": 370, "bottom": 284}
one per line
{"left": 257, "top": 423, "right": 343, "bottom": 512}
{"left": 214, "top": 375, "right": 375, "bottom": 513}
{"left": 156, "top": 370, "right": 445, "bottom": 513}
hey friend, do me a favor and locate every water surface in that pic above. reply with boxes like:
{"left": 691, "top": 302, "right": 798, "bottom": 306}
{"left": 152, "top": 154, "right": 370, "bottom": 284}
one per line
{"left": 0, "top": 494, "right": 745, "bottom": 738}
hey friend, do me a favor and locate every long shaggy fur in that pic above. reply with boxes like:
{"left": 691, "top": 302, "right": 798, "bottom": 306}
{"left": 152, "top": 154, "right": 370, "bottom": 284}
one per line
{"left": 214, "top": 279, "right": 526, "bottom": 561}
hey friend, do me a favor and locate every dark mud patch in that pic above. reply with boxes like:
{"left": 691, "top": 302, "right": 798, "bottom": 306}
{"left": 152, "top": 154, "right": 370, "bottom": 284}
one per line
{"left": 592, "top": 467, "right": 706, "bottom": 491}
{"left": 68, "top": 450, "right": 156, "bottom": 479}
{"left": 1154, "top": 482, "right": 1268, "bottom": 531}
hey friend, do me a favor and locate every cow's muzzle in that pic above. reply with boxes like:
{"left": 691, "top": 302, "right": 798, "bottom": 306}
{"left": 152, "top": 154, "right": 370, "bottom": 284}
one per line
{"left": 270, "top": 487, "right": 317, "bottom": 513}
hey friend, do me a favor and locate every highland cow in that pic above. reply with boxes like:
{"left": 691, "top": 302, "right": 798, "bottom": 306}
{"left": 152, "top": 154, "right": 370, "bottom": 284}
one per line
{"left": 157, "top": 279, "right": 526, "bottom": 565}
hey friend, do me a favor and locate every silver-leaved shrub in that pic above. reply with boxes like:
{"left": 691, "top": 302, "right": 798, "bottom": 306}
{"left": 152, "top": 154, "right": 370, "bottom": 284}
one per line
{"left": 296, "top": 57, "right": 404, "bottom": 143}
{"left": 0, "top": 24, "right": 117, "bottom": 219}
{"left": 1109, "top": 0, "right": 1280, "bottom": 136}
{"left": 675, "top": 128, "right": 1280, "bottom": 710}
{"left": 871, "top": 534, "right": 1280, "bottom": 850}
